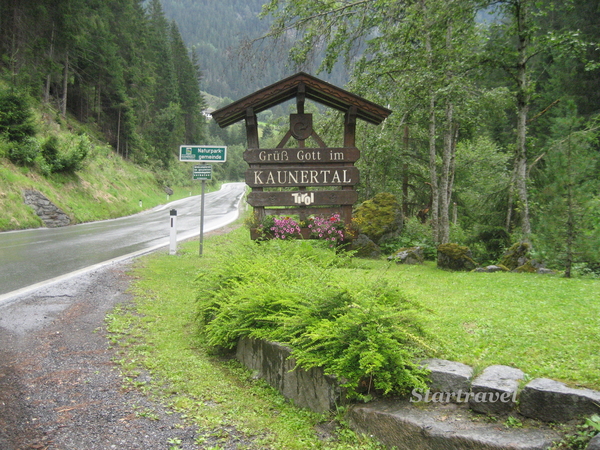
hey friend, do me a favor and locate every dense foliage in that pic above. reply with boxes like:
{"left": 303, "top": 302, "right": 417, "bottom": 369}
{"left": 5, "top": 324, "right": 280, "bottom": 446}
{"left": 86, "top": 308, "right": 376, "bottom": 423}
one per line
{"left": 0, "top": 0, "right": 206, "bottom": 168}
{"left": 196, "top": 239, "right": 433, "bottom": 399}
{"left": 253, "top": 0, "right": 600, "bottom": 275}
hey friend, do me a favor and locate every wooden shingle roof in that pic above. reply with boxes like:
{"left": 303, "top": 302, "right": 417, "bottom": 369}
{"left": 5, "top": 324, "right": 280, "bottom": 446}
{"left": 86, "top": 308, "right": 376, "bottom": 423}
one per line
{"left": 211, "top": 72, "right": 392, "bottom": 128}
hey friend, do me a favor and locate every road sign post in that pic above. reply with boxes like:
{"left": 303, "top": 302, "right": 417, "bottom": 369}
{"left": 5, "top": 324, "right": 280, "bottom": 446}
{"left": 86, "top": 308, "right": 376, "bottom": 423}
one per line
{"left": 180, "top": 145, "right": 226, "bottom": 256}
{"left": 199, "top": 180, "right": 205, "bottom": 256}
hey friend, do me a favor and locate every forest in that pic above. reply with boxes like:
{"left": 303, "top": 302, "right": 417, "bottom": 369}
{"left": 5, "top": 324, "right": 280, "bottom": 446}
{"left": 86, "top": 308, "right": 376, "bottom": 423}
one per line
{"left": 0, "top": 0, "right": 206, "bottom": 169}
{"left": 238, "top": 0, "right": 600, "bottom": 276}
{"left": 158, "top": 0, "right": 349, "bottom": 99}
{"left": 1, "top": 0, "right": 599, "bottom": 276}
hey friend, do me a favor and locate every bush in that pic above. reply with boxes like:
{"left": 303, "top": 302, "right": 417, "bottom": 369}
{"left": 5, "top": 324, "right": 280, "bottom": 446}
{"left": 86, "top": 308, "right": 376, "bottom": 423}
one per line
{"left": 41, "top": 134, "right": 90, "bottom": 174}
{"left": 7, "top": 136, "right": 40, "bottom": 166}
{"left": 379, "top": 217, "right": 436, "bottom": 259}
{"left": 41, "top": 135, "right": 60, "bottom": 168}
{"left": 196, "top": 239, "right": 433, "bottom": 399}
{"left": 0, "top": 90, "right": 36, "bottom": 142}
{"left": 467, "top": 226, "right": 511, "bottom": 265}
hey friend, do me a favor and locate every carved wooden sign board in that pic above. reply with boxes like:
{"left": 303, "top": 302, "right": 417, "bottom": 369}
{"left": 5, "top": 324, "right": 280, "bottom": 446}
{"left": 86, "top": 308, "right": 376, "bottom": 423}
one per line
{"left": 211, "top": 72, "right": 391, "bottom": 239}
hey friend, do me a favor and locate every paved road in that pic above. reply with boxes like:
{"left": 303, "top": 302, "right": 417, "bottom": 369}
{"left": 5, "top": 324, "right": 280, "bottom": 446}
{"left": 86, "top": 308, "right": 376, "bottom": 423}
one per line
{"left": 0, "top": 182, "right": 246, "bottom": 301}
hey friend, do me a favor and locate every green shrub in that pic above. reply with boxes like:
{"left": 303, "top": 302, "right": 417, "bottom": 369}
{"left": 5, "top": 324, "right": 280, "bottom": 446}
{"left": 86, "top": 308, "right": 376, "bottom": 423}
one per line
{"left": 7, "top": 136, "right": 39, "bottom": 166}
{"left": 41, "top": 134, "right": 90, "bottom": 174}
{"left": 467, "top": 226, "right": 511, "bottom": 265}
{"left": 41, "top": 135, "right": 60, "bottom": 167}
{"left": 196, "top": 239, "right": 433, "bottom": 400}
{"left": 379, "top": 217, "right": 436, "bottom": 259}
{"left": 0, "top": 90, "right": 36, "bottom": 142}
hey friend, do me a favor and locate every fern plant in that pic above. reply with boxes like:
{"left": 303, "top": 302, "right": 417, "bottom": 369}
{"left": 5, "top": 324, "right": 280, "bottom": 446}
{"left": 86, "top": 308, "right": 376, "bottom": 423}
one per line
{"left": 196, "top": 239, "right": 434, "bottom": 399}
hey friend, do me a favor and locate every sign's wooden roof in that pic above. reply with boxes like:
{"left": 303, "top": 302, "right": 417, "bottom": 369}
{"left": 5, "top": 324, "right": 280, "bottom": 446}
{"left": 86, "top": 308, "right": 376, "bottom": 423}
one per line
{"left": 211, "top": 72, "right": 392, "bottom": 128}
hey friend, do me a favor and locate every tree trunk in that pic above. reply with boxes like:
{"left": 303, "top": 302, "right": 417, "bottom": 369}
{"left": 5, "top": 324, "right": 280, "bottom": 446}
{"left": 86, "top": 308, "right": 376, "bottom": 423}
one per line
{"left": 61, "top": 52, "right": 69, "bottom": 117}
{"left": 564, "top": 130, "right": 574, "bottom": 278}
{"left": 116, "top": 106, "right": 121, "bottom": 156}
{"left": 44, "top": 24, "right": 54, "bottom": 104}
{"left": 439, "top": 101, "right": 454, "bottom": 244}
{"left": 428, "top": 95, "right": 439, "bottom": 244}
{"left": 514, "top": 0, "right": 532, "bottom": 242}
{"left": 423, "top": 0, "right": 439, "bottom": 244}
{"left": 402, "top": 125, "right": 409, "bottom": 217}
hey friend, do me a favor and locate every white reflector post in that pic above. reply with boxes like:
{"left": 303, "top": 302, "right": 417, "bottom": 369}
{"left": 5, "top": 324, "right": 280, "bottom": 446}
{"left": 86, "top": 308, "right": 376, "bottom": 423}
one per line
{"left": 169, "top": 209, "right": 177, "bottom": 255}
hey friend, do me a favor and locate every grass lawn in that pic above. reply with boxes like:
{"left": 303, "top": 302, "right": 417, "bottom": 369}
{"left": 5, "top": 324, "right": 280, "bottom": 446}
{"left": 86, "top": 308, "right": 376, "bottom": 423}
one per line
{"left": 368, "top": 261, "right": 600, "bottom": 389}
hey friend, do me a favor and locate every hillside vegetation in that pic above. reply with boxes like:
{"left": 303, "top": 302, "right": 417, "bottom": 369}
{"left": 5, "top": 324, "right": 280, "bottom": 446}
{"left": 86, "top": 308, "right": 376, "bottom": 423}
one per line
{"left": 0, "top": 95, "right": 206, "bottom": 231}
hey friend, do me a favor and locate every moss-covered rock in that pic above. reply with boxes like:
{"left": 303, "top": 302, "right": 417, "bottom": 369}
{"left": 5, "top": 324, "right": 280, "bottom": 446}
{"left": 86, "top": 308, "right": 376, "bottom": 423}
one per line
{"left": 350, "top": 234, "right": 381, "bottom": 258}
{"left": 498, "top": 242, "right": 531, "bottom": 271}
{"left": 515, "top": 259, "right": 544, "bottom": 273}
{"left": 437, "top": 243, "right": 477, "bottom": 271}
{"left": 353, "top": 193, "right": 403, "bottom": 244}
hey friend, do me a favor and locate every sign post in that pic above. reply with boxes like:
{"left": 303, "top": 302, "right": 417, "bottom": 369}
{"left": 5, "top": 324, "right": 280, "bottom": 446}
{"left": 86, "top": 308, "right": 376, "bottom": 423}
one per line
{"left": 193, "top": 164, "right": 212, "bottom": 256}
{"left": 179, "top": 145, "right": 224, "bottom": 257}
{"left": 199, "top": 180, "right": 205, "bottom": 256}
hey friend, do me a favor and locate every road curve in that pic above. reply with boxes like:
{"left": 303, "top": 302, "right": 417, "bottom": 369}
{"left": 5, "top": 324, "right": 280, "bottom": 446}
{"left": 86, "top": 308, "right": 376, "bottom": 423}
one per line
{"left": 0, "top": 182, "right": 246, "bottom": 302}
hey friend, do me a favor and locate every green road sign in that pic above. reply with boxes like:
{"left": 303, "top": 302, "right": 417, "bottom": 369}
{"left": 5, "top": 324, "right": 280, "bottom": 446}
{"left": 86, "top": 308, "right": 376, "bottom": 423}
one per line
{"left": 193, "top": 164, "right": 212, "bottom": 180}
{"left": 180, "top": 145, "right": 227, "bottom": 162}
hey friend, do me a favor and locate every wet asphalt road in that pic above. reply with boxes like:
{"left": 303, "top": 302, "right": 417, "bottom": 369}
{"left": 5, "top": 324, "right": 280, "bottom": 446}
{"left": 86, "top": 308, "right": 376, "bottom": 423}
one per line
{"left": 0, "top": 182, "right": 246, "bottom": 301}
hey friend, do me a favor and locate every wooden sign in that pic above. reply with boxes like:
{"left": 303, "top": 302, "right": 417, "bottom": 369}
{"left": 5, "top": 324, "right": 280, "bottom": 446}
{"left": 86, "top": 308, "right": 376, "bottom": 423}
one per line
{"left": 247, "top": 190, "right": 358, "bottom": 207}
{"left": 244, "top": 147, "right": 360, "bottom": 164}
{"left": 209, "top": 73, "right": 392, "bottom": 238}
{"left": 245, "top": 167, "right": 359, "bottom": 187}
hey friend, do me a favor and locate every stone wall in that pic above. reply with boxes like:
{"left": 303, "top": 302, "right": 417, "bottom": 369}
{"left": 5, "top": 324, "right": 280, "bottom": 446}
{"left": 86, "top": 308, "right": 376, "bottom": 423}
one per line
{"left": 22, "top": 189, "right": 71, "bottom": 228}
{"left": 236, "top": 337, "right": 343, "bottom": 413}
{"left": 236, "top": 338, "right": 600, "bottom": 450}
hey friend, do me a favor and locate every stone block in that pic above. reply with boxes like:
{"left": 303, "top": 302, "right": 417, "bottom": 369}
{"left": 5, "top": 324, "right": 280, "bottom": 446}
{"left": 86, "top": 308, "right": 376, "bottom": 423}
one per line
{"left": 422, "top": 358, "right": 473, "bottom": 395}
{"left": 348, "top": 399, "right": 559, "bottom": 450}
{"left": 388, "top": 247, "right": 424, "bottom": 265}
{"left": 587, "top": 434, "right": 600, "bottom": 450}
{"left": 236, "top": 337, "right": 343, "bottom": 413}
{"left": 519, "top": 378, "right": 600, "bottom": 423}
{"left": 469, "top": 365, "right": 523, "bottom": 415}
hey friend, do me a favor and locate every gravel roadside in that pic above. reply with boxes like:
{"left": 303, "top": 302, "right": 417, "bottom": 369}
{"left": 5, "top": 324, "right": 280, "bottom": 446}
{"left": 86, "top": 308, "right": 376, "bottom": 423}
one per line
{"left": 0, "top": 256, "right": 203, "bottom": 450}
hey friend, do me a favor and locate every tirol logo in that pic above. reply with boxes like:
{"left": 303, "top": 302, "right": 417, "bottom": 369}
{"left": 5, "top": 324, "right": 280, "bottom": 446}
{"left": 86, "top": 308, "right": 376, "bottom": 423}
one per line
{"left": 292, "top": 192, "right": 314, "bottom": 205}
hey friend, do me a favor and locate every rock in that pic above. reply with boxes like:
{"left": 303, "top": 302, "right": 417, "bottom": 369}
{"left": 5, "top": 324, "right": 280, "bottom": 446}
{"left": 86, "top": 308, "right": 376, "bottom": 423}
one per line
{"left": 351, "top": 234, "right": 381, "bottom": 258}
{"left": 22, "top": 189, "right": 71, "bottom": 228}
{"left": 475, "top": 265, "right": 506, "bottom": 273}
{"left": 519, "top": 378, "right": 600, "bottom": 423}
{"left": 348, "top": 399, "right": 559, "bottom": 450}
{"left": 469, "top": 365, "right": 523, "bottom": 416}
{"left": 422, "top": 359, "right": 473, "bottom": 395}
{"left": 499, "top": 242, "right": 532, "bottom": 271}
{"left": 353, "top": 193, "right": 403, "bottom": 244}
{"left": 437, "top": 244, "right": 476, "bottom": 271}
{"left": 164, "top": 186, "right": 174, "bottom": 195}
{"left": 388, "top": 246, "right": 424, "bottom": 265}
{"left": 536, "top": 268, "right": 555, "bottom": 275}
{"left": 587, "top": 434, "right": 600, "bottom": 450}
